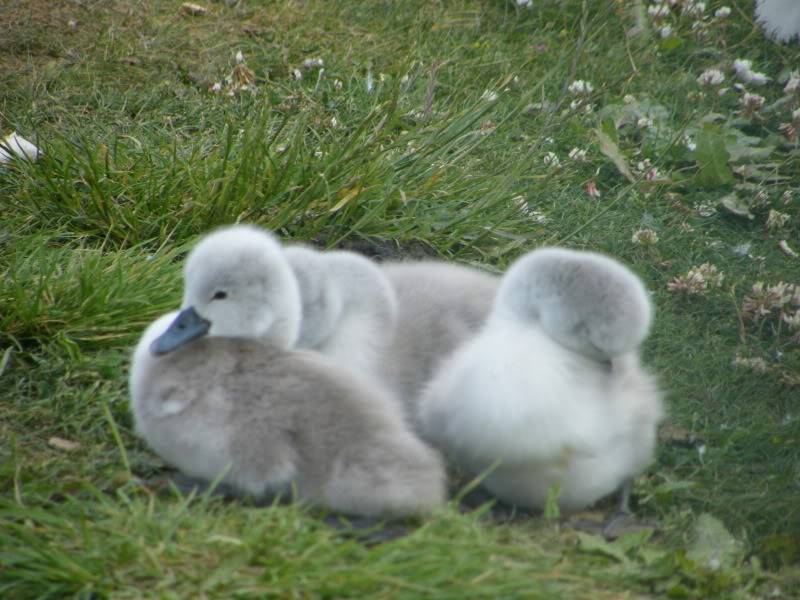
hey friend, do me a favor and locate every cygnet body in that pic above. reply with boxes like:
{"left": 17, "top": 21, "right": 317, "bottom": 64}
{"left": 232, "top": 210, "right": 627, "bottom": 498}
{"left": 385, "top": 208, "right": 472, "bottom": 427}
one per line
{"left": 378, "top": 261, "right": 499, "bottom": 419}
{"left": 755, "top": 0, "right": 800, "bottom": 43}
{"left": 130, "top": 225, "right": 445, "bottom": 517}
{"left": 285, "top": 245, "right": 397, "bottom": 384}
{"left": 418, "top": 248, "right": 663, "bottom": 513}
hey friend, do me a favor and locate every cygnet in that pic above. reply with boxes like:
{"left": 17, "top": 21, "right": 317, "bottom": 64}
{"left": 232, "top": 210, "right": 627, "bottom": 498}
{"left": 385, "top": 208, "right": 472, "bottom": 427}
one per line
{"left": 378, "top": 261, "right": 499, "bottom": 419}
{"left": 130, "top": 225, "right": 446, "bottom": 517}
{"left": 285, "top": 245, "right": 397, "bottom": 383}
{"left": 418, "top": 247, "right": 663, "bottom": 513}
{"left": 755, "top": 0, "right": 800, "bottom": 43}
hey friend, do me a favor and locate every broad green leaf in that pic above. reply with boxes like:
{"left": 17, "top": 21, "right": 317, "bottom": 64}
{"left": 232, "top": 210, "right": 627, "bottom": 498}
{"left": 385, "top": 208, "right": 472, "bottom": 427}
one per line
{"left": 687, "top": 513, "right": 744, "bottom": 571}
{"left": 694, "top": 123, "right": 734, "bottom": 188}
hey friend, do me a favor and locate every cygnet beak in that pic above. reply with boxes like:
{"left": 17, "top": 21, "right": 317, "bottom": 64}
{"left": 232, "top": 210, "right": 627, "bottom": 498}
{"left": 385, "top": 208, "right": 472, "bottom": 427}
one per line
{"left": 150, "top": 307, "right": 211, "bottom": 355}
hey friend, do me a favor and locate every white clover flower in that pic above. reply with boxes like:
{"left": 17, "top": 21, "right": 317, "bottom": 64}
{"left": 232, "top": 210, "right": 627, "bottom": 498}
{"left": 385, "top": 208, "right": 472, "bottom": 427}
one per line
{"left": 333, "top": 79, "right": 343, "bottom": 90}
{"left": 740, "top": 92, "right": 766, "bottom": 113}
{"left": 732, "top": 355, "right": 769, "bottom": 373}
{"left": 567, "top": 80, "right": 593, "bottom": 95}
{"left": 636, "top": 117, "right": 654, "bottom": 129}
{"left": 543, "top": 151, "right": 560, "bottom": 167}
{"left": 632, "top": 228, "right": 659, "bottom": 245}
{"left": 766, "top": 209, "right": 790, "bottom": 231}
{"left": 684, "top": 135, "right": 697, "bottom": 151}
{"left": 683, "top": 1, "right": 706, "bottom": 16}
{"left": 697, "top": 68, "right": 725, "bottom": 86}
{"left": 209, "top": 81, "right": 222, "bottom": 93}
{"left": 648, "top": 4, "right": 670, "bottom": 19}
{"left": 784, "top": 72, "right": 800, "bottom": 95}
{"left": 714, "top": 6, "right": 731, "bottom": 18}
{"left": 623, "top": 94, "right": 636, "bottom": 104}
{"left": 660, "top": 25, "right": 673, "bottom": 38}
{"left": 568, "top": 147, "right": 587, "bottom": 162}
{"left": 303, "top": 57, "right": 324, "bottom": 69}
{"left": 291, "top": 68, "right": 303, "bottom": 81}
{"left": 235, "top": 50, "right": 245, "bottom": 64}
{"left": 733, "top": 58, "right": 770, "bottom": 86}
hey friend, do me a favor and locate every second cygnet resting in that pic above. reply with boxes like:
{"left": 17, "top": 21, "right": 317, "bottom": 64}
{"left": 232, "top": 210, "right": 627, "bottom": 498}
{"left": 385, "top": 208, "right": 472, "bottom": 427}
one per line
{"left": 379, "top": 261, "right": 499, "bottom": 419}
{"left": 285, "top": 245, "right": 398, "bottom": 384}
{"left": 418, "top": 247, "right": 663, "bottom": 513}
{"left": 130, "top": 225, "right": 445, "bottom": 517}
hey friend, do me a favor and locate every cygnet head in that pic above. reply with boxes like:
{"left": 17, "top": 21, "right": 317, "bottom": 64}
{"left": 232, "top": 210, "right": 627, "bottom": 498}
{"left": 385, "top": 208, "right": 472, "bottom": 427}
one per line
{"left": 150, "top": 225, "right": 301, "bottom": 355}
{"left": 284, "top": 245, "right": 345, "bottom": 349}
{"left": 494, "top": 247, "right": 653, "bottom": 360}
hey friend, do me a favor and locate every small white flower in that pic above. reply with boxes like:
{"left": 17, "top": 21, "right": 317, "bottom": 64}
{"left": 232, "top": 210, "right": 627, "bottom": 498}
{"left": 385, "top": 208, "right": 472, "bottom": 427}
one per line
{"left": 766, "top": 209, "right": 790, "bottom": 231}
{"left": 567, "top": 80, "right": 593, "bottom": 95}
{"left": 209, "top": 81, "right": 222, "bottom": 93}
{"left": 330, "top": 116, "right": 339, "bottom": 128}
{"left": 636, "top": 117, "right": 654, "bottom": 130}
{"left": 302, "top": 57, "right": 324, "bottom": 69}
{"left": 714, "top": 6, "right": 731, "bottom": 18}
{"left": 333, "top": 79, "right": 343, "bottom": 90}
{"left": 568, "top": 147, "right": 587, "bottom": 162}
{"left": 733, "top": 58, "right": 770, "bottom": 86}
{"left": 291, "top": 68, "right": 303, "bottom": 81}
{"left": 623, "top": 94, "right": 636, "bottom": 104}
{"left": 740, "top": 92, "right": 765, "bottom": 113}
{"left": 784, "top": 72, "right": 800, "bottom": 95}
{"left": 481, "top": 90, "right": 498, "bottom": 102}
{"left": 516, "top": 0, "right": 533, "bottom": 7}
{"left": 632, "top": 228, "right": 659, "bottom": 245}
{"left": 235, "top": 50, "right": 245, "bottom": 64}
{"left": 660, "top": 25, "right": 673, "bottom": 38}
{"left": 697, "top": 68, "right": 725, "bottom": 86}
{"left": 543, "top": 152, "right": 560, "bottom": 167}
{"left": 648, "top": 4, "right": 670, "bottom": 19}
{"left": 543, "top": 137, "right": 554, "bottom": 144}
{"left": 684, "top": 136, "right": 697, "bottom": 151}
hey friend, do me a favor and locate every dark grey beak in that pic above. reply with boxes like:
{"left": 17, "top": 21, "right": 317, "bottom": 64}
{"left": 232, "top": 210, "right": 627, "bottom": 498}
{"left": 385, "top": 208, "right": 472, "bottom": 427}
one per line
{"left": 150, "top": 307, "right": 211, "bottom": 355}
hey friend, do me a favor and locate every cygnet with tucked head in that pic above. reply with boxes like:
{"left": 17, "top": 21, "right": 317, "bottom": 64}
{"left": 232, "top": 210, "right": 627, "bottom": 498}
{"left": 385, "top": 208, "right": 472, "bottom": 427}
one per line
{"left": 418, "top": 247, "right": 663, "bottom": 513}
{"left": 130, "top": 225, "right": 446, "bottom": 517}
{"left": 285, "top": 245, "right": 397, "bottom": 384}
{"left": 755, "top": 0, "right": 800, "bottom": 43}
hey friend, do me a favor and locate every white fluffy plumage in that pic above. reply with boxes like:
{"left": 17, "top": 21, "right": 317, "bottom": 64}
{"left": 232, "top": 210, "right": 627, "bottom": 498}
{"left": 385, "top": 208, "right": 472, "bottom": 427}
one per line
{"left": 756, "top": 0, "right": 800, "bottom": 43}
{"left": 418, "top": 248, "right": 663, "bottom": 513}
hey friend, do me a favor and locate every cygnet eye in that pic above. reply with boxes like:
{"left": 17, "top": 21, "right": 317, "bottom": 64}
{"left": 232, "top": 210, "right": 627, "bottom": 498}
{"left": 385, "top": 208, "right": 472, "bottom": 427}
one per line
{"left": 211, "top": 290, "right": 228, "bottom": 300}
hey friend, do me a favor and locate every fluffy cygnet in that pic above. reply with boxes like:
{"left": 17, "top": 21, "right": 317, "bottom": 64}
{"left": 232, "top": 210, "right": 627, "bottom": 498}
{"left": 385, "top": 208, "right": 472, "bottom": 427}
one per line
{"left": 755, "top": 0, "right": 800, "bottom": 43}
{"left": 285, "top": 245, "right": 397, "bottom": 383}
{"left": 130, "top": 225, "right": 445, "bottom": 517}
{"left": 378, "top": 261, "right": 499, "bottom": 418}
{"left": 418, "top": 247, "right": 663, "bottom": 513}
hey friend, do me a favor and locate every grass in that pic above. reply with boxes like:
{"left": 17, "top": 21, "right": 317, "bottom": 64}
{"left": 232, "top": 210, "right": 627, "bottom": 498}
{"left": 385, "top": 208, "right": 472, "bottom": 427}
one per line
{"left": 1, "top": 0, "right": 799, "bottom": 597}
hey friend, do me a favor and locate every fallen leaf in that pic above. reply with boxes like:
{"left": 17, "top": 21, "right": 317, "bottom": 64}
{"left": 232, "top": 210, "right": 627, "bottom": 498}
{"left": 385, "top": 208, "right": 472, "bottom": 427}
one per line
{"left": 595, "top": 128, "right": 634, "bottom": 182}
{"left": 718, "top": 193, "right": 754, "bottom": 220}
{"left": 659, "top": 423, "right": 703, "bottom": 447}
{"left": 180, "top": 2, "right": 208, "bottom": 16}
{"left": 48, "top": 437, "right": 81, "bottom": 452}
{"left": 778, "top": 240, "right": 798, "bottom": 258}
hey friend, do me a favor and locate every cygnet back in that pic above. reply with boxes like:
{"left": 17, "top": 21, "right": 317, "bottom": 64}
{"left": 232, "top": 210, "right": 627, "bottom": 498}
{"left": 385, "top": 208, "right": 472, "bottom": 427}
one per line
{"left": 285, "top": 246, "right": 397, "bottom": 382}
{"left": 379, "top": 261, "right": 499, "bottom": 417}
